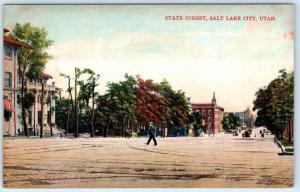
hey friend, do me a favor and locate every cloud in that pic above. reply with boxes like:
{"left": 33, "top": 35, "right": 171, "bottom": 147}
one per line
{"left": 44, "top": 9, "right": 293, "bottom": 112}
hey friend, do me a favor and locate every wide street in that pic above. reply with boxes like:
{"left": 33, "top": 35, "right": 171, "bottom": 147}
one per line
{"left": 3, "top": 127, "right": 293, "bottom": 188}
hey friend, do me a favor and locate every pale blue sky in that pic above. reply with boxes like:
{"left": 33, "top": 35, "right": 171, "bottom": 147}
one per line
{"left": 3, "top": 5, "right": 294, "bottom": 111}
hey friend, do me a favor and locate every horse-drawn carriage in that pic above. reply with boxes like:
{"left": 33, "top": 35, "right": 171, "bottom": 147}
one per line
{"left": 242, "top": 129, "right": 252, "bottom": 139}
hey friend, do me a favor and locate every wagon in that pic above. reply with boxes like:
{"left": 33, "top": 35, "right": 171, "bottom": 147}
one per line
{"left": 242, "top": 130, "right": 251, "bottom": 139}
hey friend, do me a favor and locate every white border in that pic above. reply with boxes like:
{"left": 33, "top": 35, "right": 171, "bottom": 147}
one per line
{"left": 0, "top": 1, "right": 298, "bottom": 192}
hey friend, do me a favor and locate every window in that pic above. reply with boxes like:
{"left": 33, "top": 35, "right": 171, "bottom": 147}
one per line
{"left": 4, "top": 45, "right": 13, "bottom": 59}
{"left": 4, "top": 72, "right": 12, "bottom": 88}
{"left": 202, "top": 110, "right": 206, "bottom": 115}
{"left": 208, "top": 117, "right": 212, "bottom": 122}
{"left": 208, "top": 110, "right": 212, "bottom": 116}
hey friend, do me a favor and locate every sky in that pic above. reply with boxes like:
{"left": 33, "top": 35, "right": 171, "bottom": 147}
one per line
{"left": 3, "top": 5, "right": 294, "bottom": 112}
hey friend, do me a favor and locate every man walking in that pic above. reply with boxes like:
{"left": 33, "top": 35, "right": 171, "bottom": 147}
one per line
{"left": 146, "top": 122, "right": 157, "bottom": 146}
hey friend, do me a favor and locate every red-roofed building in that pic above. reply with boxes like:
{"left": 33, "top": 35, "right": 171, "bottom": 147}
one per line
{"left": 191, "top": 93, "right": 224, "bottom": 134}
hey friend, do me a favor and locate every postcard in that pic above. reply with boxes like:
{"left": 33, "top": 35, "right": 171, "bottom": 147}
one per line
{"left": 2, "top": 4, "right": 294, "bottom": 188}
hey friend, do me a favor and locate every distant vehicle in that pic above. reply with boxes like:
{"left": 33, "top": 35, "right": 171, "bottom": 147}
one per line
{"left": 242, "top": 130, "right": 251, "bottom": 139}
{"left": 232, "top": 130, "right": 238, "bottom": 136}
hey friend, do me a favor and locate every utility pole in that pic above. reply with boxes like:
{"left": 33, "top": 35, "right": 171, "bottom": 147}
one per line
{"left": 33, "top": 93, "right": 36, "bottom": 136}
{"left": 40, "top": 81, "right": 45, "bottom": 138}
{"left": 74, "top": 68, "right": 78, "bottom": 138}
{"left": 49, "top": 86, "right": 53, "bottom": 137}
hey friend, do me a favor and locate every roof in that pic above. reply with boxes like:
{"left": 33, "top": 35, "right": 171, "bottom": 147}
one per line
{"left": 4, "top": 36, "right": 32, "bottom": 49}
{"left": 25, "top": 72, "right": 53, "bottom": 79}
{"left": 40, "top": 72, "right": 53, "bottom": 79}
{"left": 191, "top": 103, "right": 224, "bottom": 111}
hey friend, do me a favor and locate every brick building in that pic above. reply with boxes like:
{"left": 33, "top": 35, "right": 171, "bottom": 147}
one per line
{"left": 191, "top": 93, "right": 224, "bottom": 133}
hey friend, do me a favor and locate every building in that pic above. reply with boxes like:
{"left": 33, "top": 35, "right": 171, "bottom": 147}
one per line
{"left": 3, "top": 28, "right": 55, "bottom": 136}
{"left": 21, "top": 73, "right": 56, "bottom": 136}
{"left": 3, "top": 28, "right": 32, "bottom": 136}
{"left": 191, "top": 92, "right": 224, "bottom": 133}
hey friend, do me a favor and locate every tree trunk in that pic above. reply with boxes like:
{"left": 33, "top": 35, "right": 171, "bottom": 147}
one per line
{"left": 103, "top": 117, "right": 110, "bottom": 137}
{"left": 74, "top": 69, "right": 78, "bottom": 138}
{"left": 121, "top": 115, "right": 126, "bottom": 137}
{"left": 90, "top": 79, "right": 95, "bottom": 137}
{"left": 40, "top": 82, "right": 44, "bottom": 138}
{"left": 288, "top": 119, "right": 292, "bottom": 142}
{"left": 21, "top": 73, "right": 29, "bottom": 137}
{"left": 65, "top": 111, "right": 69, "bottom": 135}
{"left": 33, "top": 98, "right": 36, "bottom": 136}
{"left": 49, "top": 92, "right": 53, "bottom": 137}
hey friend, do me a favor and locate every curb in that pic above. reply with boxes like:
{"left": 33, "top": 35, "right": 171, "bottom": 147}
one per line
{"left": 274, "top": 137, "right": 294, "bottom": 155}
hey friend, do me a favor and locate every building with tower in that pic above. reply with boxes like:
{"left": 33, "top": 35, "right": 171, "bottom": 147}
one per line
{"left": 191, "top": 92, "right": 224, "bottom": 134}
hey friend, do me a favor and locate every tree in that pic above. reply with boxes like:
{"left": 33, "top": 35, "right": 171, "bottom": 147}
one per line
{"left": 136, "top": 76, "right": 167, "bottom": 127}
{"left": 222, "top": 113, "right": 241, "bottom": 131}
{"left": 191, "top": 111, "right": 204, "bottom": 136}
{"left": 78, "top": 69, "right": 100, "bottom": 137}
{"left": 10, "top": 23, "right": 53, "bottom": 137}
{"left": 95, "top": 94, "right": 118, "bottom": 137}
{"left": 106, "top": 74, "right": 137, "bottom": 136}
{"left": 253, "top": 69, "right": 294, "bottom": 140}
{"left": 60, "top": 68, "right": 89, "bottom": 137}
{"left": 159, "top": 79, "right": 191, "bottom": 135}
{"left": 55, "top": 97, "right": 72, "bottom": 134}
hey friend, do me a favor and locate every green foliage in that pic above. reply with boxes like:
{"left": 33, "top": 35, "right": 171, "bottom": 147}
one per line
{"left": 10, "top": 23, "right": 53, "bottom": 78}
{"left": 10, "top": 23, "right": 53, "bottom": 137}
{"left": 222, "top": 113, "right": 241, "bottom": 131}
{"left": 55, "top": 98, "right": 72, "bottom": 130}
{"left": 253, "top": 69, "right": 294, "bottom": 138}
{"left": 57, "top": 73, "right": 193, "bottom": 137}
{"left": 159, "top": 79, "right": 191, "bottom": 129}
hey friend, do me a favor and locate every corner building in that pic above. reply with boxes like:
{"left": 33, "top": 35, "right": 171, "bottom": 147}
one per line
{"left": 191, "top": 93, "right": 224, "bottom": 133}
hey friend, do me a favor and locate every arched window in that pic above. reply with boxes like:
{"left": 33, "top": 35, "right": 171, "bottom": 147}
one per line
{"left": 4, "top": 72, "right": 12, "bottom": 88}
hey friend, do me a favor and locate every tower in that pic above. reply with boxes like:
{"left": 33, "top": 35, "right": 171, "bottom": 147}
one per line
{"left": 211, "top": 92, "right": 216, "bottom": 105}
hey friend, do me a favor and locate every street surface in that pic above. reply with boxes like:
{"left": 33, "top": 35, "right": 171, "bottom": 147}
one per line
{"left": 3, "top": 127, "right": 293, "bottom": 188}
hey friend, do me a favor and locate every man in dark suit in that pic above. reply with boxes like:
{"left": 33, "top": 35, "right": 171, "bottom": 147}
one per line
{"left": 146, "top": 122, "right": 157, "bottom": 146}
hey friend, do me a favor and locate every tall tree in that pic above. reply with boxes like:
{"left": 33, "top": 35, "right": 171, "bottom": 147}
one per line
{"left": 105, "top": 74, "right": 137, "bottom": 137}
{"left": 78, "top": 69, "right": 100, "bottom": 137}
{"left": 59, "top": 74, "right": 73, "bottom": 134}
{"left": 96, "top": 94, "right": 118, "bottom": 137}
{"left": 159, "top": 79, "right": 191, "bottom": 130}
{"left": 60, "top": 68, "right": 91, "bottom": 137}
{"left": 253, "top": 69, "right": 294, "bottom": 140}
{"left": 136, "top": 76, "right": 167, "bottom": 127}
{"left": 10, "top": 23, "right": 53, "bottom": 137}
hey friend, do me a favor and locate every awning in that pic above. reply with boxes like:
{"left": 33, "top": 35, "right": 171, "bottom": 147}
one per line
{"left": 3, "top": 99, "right": 15, "bottom": 112}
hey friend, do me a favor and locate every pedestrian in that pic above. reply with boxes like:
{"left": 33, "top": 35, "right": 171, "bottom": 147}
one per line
{"left": 146, "top": 122, "right": 157, "bottom": 146}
